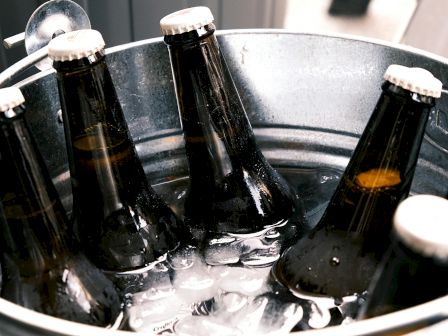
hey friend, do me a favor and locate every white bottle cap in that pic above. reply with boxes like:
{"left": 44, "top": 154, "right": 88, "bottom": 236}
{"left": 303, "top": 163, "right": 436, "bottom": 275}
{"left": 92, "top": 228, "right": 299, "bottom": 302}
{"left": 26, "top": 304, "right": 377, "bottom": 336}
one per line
{"left": 48, "top": 29, "right": 105, "bottom": 62}
{"left": 384, "top": 64, "right": 442, "bottom": 98}
{"left": 0, "top": 87, "right": 25, "bottom": 112}
{"left": 393, "top": 194, "right": 448, "bottom": 260}
{"left": 160, "top": 6, "right": 214, "bottom": 36}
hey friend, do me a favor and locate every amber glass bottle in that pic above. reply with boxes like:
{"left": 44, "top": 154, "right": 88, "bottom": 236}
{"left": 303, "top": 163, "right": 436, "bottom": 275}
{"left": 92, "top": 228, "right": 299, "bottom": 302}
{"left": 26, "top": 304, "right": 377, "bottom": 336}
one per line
{"left": 160, "top": 7, "right": 303, "bottom": 246}
{"left": 272, "top": 65, "right": 442, "bottom": 299}
{"left": 48, "top": 30, "right": 190, "bottom": 276}
{"left": 358, "top": 194, "right": 448, "bottom": 319}
{"left": 0, "top": 87, "right": 121, "bottom": 326}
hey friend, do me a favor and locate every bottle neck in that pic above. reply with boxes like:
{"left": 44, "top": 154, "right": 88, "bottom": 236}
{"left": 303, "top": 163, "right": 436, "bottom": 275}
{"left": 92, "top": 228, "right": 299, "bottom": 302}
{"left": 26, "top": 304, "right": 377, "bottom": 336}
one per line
{"left": 54, "top": 51, "right": 144, "bottom": 206}
{"left": 0, "top": 106, "right": 70, "bottom": 274}
{"left": 347, "top": 81, "right": 435, "bottom": 183}
{"left": 164, "top": 24, "right": 260, "bottom": 183}
{"left": 53, "top": 50, "right": 127, "bottom": 138}
{"left": 317, "top": 80, "right": 435, "bottom": 243}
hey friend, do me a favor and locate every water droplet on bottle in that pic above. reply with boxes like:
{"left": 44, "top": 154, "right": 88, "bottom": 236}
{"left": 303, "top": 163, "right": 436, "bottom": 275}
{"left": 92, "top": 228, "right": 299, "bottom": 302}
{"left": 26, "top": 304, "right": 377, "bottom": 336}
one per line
{"left": 330, "top": 257, "right": 340, "bottom": 266}
{"left": 307, "top": 266, "right": 312, "bottom": 271}
{"left": 57, "top": 109, "right": 63, "bottom": 123}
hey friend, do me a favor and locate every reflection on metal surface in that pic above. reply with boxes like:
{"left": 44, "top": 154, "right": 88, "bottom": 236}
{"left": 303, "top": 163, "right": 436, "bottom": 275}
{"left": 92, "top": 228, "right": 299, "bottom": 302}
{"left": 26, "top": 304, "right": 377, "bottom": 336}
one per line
{"left": 426, "top": 91, "right": 448, "bottom": 154}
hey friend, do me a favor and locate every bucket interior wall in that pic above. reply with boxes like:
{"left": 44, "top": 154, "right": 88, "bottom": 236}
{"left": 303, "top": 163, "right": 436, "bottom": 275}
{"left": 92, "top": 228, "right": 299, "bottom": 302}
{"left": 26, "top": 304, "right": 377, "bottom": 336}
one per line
{"left": 1, "top": 30, "right": 447, "bottom": 335}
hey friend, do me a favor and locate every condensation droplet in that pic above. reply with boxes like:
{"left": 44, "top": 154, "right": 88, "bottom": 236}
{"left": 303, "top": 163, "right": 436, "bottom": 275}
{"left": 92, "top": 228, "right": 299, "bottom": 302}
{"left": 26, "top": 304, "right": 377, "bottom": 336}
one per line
{"left": 57, "top": 109, "right": 63, "bottom": 123}
{"left": 330, "top": 257, "right": 340, "bottom": 266}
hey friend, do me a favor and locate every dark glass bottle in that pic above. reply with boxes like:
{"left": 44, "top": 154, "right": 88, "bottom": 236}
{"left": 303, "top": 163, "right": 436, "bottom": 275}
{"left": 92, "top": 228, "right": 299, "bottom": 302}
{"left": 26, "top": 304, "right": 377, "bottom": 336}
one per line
{"left": 160, "top": 7, "right": 304, "bottom": 247}
{"left": 358, "top": 194, "right": 448, "bottom": 319}
{"left": 0, "top": 87, "right": 121, "bottom": 326}
{"left": 47, "top": 30, "right": 190, "bottom": 275}
{"left": 272, "top": 65, "right": 442, "bottom": 300}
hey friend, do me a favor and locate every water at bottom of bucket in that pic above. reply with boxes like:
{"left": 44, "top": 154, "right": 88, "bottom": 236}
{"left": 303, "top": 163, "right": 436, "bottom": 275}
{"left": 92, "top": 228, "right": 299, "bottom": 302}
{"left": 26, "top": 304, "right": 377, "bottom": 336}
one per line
{"left": 119, "top": 166, "right": 360, "bottom": 335}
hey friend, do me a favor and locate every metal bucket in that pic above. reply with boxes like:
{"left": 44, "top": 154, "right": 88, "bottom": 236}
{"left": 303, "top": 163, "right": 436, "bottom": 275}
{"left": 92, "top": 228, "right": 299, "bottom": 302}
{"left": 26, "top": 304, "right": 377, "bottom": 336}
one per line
{"left": 1, "top": 30, "right": 448, "bottom": 335}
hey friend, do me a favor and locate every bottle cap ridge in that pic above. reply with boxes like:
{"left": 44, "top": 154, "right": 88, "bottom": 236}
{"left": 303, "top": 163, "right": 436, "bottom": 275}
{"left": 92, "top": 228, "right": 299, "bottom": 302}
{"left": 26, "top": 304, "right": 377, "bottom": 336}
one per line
{"left": 48, "top": 29, "right": 105, "bottom": 62}
{"left": 0, "top": 87, "right": 25, "bottom": 112}
{"left": 160, "top": 6, "right": 214, "bottom": 36}
{"left": 393, "top": 194, "right": 448, "bottom": 259}
{"left": 384, "top": 64, "right": 442, "bottom": 98}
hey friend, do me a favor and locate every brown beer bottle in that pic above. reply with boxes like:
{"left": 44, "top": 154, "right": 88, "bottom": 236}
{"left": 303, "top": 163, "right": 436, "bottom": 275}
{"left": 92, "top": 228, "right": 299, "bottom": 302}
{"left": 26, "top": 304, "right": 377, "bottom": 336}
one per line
{"left": 160, "top": 7, "right": 304, "bottom": 250}
{"left": 47, "top": 30, "right": 190, "bottom": 278}
{"left": 358, "top": 194, "right": 448, "bottom": 319}
{"left": 0, "top": 87, "right": 121, "bottom": 326}
{"left": 272, "top": 65, "right": 442, "bottom": 299}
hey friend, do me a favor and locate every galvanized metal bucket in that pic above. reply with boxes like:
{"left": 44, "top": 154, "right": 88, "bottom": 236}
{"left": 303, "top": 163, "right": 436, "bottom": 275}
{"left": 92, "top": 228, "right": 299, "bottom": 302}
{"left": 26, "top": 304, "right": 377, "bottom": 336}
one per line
{"left": 1, "top": 30, "right": 448, "bottom": 335}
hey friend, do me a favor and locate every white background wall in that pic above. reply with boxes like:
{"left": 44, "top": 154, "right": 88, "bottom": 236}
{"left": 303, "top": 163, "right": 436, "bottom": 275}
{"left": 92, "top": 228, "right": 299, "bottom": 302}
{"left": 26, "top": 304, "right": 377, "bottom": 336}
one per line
{"left": 0, "top": 0, "right": 445, "bottom": 74}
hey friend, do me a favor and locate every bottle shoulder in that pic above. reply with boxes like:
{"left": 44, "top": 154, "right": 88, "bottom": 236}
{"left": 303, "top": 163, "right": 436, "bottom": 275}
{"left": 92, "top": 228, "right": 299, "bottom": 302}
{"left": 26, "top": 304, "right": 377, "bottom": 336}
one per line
{"left": 274, "top": 230, "right": 378, "bottom": 298}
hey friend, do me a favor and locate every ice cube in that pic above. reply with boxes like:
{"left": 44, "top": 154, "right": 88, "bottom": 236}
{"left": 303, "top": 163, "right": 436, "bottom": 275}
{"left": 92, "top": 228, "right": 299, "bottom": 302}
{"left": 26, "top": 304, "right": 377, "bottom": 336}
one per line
{"left": 203, "top": 235, "right": 242, "bottom": 265}
{"left": 173, "top": 315, "right": 243, "bottom": 336}
{"left": 210, "top": 266, "right": 270, "bottom": 296}
{"left": 127, "top": 292, "right": 189, "bottom": 333}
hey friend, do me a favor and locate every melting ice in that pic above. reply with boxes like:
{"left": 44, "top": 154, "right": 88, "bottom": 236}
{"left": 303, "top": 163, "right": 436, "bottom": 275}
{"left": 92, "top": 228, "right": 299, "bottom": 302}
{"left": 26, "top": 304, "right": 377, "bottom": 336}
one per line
{"left": 125, "top": 167, "right": 352, "bottom": 335}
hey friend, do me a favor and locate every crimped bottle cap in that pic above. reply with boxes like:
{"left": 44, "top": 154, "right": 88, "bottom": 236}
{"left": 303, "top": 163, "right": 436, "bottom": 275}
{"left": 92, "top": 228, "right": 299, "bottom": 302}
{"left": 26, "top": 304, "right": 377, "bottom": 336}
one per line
{"left": 48, "top": 29, "right": 105, "bottom": 62}
{"left": 384, "top": 64, "right": 442, "bottom": 98}
{"left": 160, "top": 6, "right": 214, "bottom": 36}
{"left": 0, "top": 87, "right": 25, "bottom": 112}
{"left": 393, "top": 195, "right": 448, "bottom": 260}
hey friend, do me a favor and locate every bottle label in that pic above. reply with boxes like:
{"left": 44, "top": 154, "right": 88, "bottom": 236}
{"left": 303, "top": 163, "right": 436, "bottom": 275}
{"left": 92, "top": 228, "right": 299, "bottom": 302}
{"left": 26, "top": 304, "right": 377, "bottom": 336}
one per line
{"left": 355, "top": 168, "right": 401, "bottom": 189}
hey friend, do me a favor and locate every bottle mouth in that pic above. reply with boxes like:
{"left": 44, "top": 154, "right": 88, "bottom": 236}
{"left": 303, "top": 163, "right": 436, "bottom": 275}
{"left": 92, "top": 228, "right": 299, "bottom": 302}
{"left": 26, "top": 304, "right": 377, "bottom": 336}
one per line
{"left": 384, "top": 64, "right": 442, "bottom": 98}
{"left": 160, "top": 6, "right": 214, "bottom": 36}
{"left": 163, "top": 24, "right": 216, "bottom": 46}
{"left": 51, "top": 50, "right": 105, "bottom": 71}
{"left": 48, "top": 29, "right": 105, "bottom": 62}
{"left": 0, "top": 87, "right": 25, "bottom": 112}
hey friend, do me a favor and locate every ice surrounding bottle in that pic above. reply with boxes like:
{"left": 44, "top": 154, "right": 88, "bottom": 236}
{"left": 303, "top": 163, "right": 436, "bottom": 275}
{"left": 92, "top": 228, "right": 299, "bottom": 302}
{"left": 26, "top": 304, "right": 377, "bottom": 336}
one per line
{"left": 358, "top": 194, "right": 448, "bottom": 319}
{"left": 272, "top": 64, "right": 442, "bottom": 300}
{"left": 47, "top": 30, "right": 190, "bottom": 284}
{"left": 0, "top": 87, "right": 122, "bottom": 327}
{"left": 160, "top": 7, "right": 305, "bottom": 264}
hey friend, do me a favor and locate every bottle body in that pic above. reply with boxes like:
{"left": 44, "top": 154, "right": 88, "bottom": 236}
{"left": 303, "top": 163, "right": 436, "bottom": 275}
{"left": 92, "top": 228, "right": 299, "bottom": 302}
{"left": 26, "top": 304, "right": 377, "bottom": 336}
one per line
{"left": 53, "top": 51, "right": 189, "bottom": 273}
{"left": 0, "top": 107, "right": 121, "bottom": 326}
{"left": 1, "top": 252, "right": 122, "bottom": 326}
{"left": 273, "top": 81, "right": 436, "bottom": 299}
{"left": 358, "top": 239, "right": 448, "bottom": 318}
{"left": 165, "top": 24, "right": 302, "bottom": 245}
{"left": 358, "top": 194, "right": 448, "bottom": 319}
